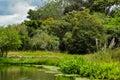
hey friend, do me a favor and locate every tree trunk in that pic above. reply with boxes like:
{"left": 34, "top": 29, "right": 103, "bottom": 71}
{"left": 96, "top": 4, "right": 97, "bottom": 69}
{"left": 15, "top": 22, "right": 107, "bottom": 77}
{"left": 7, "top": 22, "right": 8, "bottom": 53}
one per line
{"left": 0, "top": 50, "right": 4, "bottom": 57}
{"left": 4, "top": 51, "right": 8, "bottom": 57}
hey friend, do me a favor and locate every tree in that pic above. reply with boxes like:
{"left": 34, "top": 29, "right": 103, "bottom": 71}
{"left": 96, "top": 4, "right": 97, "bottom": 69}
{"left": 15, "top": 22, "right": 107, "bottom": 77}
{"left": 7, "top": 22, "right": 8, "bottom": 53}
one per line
{"left": 104, "top": 10, "right": 120, "bottom": 47}
{"left": 63, "top": 0, "right": 120, "bottom": 15}
{"left": 63, "top": 0, "right": 87, "bottom": 14}
{"left": 10, "top": 24, "right": 30, "bottom": 50}
{"left": 49, "top": 20, "right": 71, "bottom": 51}
{"left": 27, "top": 0, "right": 65, "bottom": 20}
{"left": 63, "top": 10, "right": 104, "bottom": 54}
{"left": 90, "top": 0, "right": 120, "bottom": 15}
{"left": 30, "top": 30, "right": 59, "bottom": 51}
{"left": 0, "top": 27, "right": 21, "bottom": 57}
{"left": 24, "top": 20, "right": 43, "bottom": 37}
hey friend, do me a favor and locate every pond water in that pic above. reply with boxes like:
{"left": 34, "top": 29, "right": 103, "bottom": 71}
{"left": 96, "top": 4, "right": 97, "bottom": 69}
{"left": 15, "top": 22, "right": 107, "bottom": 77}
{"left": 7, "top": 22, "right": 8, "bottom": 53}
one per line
{"left": 0, "top": 65, "right": 75, "bottom": 80}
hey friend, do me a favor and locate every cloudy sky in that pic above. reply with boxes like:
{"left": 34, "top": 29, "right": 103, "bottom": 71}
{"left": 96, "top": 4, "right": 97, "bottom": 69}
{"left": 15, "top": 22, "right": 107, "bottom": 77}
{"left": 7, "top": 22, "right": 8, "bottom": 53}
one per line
{"left": 0, "top": 0, "right": 45, "bottom": 26}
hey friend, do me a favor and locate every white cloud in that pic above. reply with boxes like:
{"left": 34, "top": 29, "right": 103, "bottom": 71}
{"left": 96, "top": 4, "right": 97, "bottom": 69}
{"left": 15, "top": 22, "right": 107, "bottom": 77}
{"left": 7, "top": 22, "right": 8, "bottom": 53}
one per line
{"left": 0, "top": 0, "right": 36, "bottom": 26}
{"left": 10, "top": 1, "right": 35, "bottom": 14}
{"left": 0, "top": 14, "right": 20, "bottom": 26}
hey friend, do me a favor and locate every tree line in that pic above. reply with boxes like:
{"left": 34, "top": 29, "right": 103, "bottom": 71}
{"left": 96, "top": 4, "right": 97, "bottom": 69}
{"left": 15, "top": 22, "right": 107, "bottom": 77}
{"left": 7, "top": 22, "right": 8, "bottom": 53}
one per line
{"left": 0, "top": 0, "right": 120, "bottom": 57}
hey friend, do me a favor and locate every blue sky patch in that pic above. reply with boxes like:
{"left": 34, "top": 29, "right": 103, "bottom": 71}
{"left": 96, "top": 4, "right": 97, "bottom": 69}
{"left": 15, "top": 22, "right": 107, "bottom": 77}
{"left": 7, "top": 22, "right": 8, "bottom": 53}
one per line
{"left": 0, "top": 0, "right": 45, "bottom": 26}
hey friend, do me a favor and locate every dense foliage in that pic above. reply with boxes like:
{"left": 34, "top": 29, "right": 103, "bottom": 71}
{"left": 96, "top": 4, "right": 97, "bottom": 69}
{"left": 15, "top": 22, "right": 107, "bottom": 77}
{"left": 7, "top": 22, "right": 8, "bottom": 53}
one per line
{"left": 0, "top": 27, "right": 21, "bottom": 57}
{"left": 0, "top": 0, "right": 120, "bottom": 55}
{"left": 62, "top": 10, "right": 104, "bottom": 53}
{"left": 30, "top": 31, "right": 59, "bottom": 51}
{"left": 60, "top": 57, "right": 120, "bottom": 79}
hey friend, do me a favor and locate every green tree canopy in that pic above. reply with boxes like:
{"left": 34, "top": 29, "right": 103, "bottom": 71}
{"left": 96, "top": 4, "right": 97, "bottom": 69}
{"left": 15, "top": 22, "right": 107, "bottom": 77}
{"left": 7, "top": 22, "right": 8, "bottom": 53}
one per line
{"left": 63, "top": 10, "right": 104, "bottom": 54}
{"left": 30, "top": 30, "right": 59, "bottom": 51}
{"left": 10, "top": 24, "right": 30, "bottom": 50}
{"left": 27, "top": 0, "right": 65, "bottom": 20}
{"left": 64, "top": 0, "right": 120, "bottom": 15}
{"left": 0, "top": 27, "right": 21, "bottom": 57}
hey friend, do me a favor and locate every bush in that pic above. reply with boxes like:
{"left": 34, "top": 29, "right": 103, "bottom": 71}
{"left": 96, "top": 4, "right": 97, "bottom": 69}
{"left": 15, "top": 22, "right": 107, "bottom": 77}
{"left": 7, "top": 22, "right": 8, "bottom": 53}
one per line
{"left": 112, "top": 48, "right": 120, "bottom": 61}
{"left": 59, "top": 57, "right": 120, "bottom": 79}
{"left": 60, "top": 57, "right": 86, "bottom": 74}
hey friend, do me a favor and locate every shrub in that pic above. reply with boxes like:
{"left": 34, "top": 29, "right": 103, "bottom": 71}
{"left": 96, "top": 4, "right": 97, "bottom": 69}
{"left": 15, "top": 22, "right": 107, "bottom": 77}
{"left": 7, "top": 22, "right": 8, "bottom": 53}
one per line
{"left": 111, "top": 48, "right": 120, "bottom": 61}
{"left": 59, "top": 57, "right": 120, "bottom": 79}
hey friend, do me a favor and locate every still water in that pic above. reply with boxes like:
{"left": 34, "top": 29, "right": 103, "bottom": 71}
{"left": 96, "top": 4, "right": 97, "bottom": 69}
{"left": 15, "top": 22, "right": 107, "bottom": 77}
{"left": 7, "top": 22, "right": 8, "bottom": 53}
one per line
{"left": 0, "top": 65, "right": 74, "bottom": 80}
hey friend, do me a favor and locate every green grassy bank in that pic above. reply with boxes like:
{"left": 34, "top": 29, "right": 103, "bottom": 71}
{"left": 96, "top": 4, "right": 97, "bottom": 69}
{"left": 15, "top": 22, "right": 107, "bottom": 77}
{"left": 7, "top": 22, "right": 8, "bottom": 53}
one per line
{"left": 0, "top": 50, "right": 120, "bottom": 79}
{"left": 0, "top": 51, "right": 74, "bottom": 66}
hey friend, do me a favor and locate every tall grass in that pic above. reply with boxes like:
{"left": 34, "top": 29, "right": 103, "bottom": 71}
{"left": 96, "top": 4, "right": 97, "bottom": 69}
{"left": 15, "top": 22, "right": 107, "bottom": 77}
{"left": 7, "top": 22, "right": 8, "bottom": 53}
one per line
{"left": 7, "top": 51, "right": 72, "bottom": 58}
{"left": 111, "top": 48, "right": 120, "bottom": 61}
{"left": 84, "top": 47, "right": 120, "bottom": 63}
{"left": 0, "top": 58, "right": 60, "bottom": 66}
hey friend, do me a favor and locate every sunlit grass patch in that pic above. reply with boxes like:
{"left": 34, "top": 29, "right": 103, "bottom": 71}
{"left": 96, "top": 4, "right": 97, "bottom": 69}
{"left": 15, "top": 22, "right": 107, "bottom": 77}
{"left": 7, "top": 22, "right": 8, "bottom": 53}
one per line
{"left": 8, "top": 51, "right": 70, "bottom": 57}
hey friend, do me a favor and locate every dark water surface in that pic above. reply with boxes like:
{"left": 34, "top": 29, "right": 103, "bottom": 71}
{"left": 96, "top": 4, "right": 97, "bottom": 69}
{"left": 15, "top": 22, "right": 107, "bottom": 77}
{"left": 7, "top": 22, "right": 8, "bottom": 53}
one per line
{"left": 0, "top": 65, "right": 75, "bottom": 80}
{"left": 0, "top": 65, "right": 56, "bottom": 80}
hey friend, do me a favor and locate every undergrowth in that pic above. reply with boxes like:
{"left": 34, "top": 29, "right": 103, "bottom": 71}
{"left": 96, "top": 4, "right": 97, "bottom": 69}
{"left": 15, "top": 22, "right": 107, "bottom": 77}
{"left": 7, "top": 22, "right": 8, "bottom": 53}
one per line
{"left": 59, "top": 57, "right": 120, "bottom": 79}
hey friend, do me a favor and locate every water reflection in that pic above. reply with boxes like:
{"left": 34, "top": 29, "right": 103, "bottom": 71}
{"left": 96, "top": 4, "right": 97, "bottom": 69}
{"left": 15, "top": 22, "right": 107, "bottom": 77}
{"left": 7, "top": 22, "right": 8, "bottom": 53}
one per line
{"left": 0, "top": 65, "right": 74, "bottom": 80}
{"left": 0, "top": 66, "right": 56, "bottom": 80}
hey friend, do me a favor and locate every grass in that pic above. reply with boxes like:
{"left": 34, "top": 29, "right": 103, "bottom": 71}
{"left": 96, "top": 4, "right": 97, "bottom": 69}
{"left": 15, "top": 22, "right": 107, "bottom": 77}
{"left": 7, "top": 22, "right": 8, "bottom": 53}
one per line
{"left": 84, "top": 48, "right": 120, "bottom": 63}
{"left": 0, "top": 58, "right": 60, "bottom": 66}
{"left": 1, "top": 51, "right": 77, "bottom": 66}
{"left": 5, "top": 51, "right": 80, "bottom": 66}
{"left": 2, "top": 49, "right": 120, "bottom": 65}
{"left": 0, "top": 50, "right": 120, "bottom": 79}
{"left": 8, "top": 51, "right": 73, "bottom": 58}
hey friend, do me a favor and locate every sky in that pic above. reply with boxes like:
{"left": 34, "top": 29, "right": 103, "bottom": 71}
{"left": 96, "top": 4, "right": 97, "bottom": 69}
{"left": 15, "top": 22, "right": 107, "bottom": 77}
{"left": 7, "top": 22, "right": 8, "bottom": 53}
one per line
{"left": 0, "top": 0, "right": 45, "bottom": 26}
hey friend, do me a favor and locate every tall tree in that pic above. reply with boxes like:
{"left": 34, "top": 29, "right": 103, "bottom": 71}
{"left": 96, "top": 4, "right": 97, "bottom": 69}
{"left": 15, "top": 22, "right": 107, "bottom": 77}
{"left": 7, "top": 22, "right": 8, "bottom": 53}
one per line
{"left": 10, "top": 24, "right": 30, "bottom": 50}
{"left": 90, "top": 0, "right": 120, "bottom": 14}
{"left": 63, "top": 0, "right": 87, "bottom": 14}
{"left": 30, "top": 30, "right": 59, "bottom": 51}
{"left": 27, "top": 0, "right": 66, "bottom": 20}
{"left": 0, "top": 27, "right": 21, "bottom": 57}
{"left": 64, "top": 0, "right": 120, "bottom": 14}
{"left": 63, "top": 10, "right": 104, "bottom": 54}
